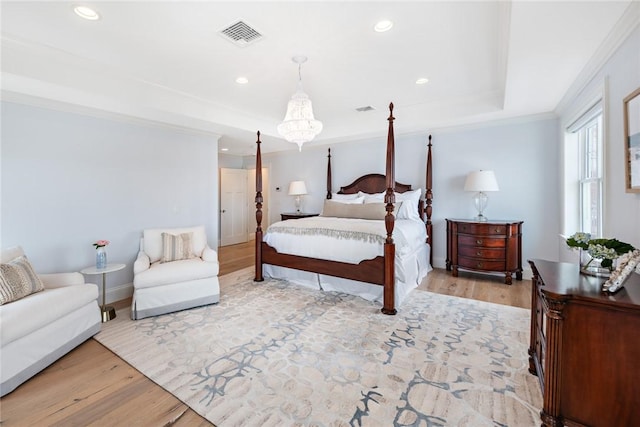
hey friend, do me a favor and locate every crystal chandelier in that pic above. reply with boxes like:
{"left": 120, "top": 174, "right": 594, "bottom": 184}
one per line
{"left": 277, "top": 55, "right": 323, "bottom": 151}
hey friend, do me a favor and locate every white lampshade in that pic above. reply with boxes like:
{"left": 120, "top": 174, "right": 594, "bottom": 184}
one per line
{"left": 464, "top": 170, "right": 499, "bottom": 192}
{"left": 288, "top": 180, "right": 308, "bottom": 196}
{"left": 464, "top": 170, "right": 499, "bottom": 221}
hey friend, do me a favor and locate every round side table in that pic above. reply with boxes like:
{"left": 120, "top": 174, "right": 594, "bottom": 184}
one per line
{"left": 81, "top": 263, "right": 126, "bottom": 322}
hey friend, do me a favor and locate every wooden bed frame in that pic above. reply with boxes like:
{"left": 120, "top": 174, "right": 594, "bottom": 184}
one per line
{"left": 254, "top": 103, "right": 433, "bottom": 315}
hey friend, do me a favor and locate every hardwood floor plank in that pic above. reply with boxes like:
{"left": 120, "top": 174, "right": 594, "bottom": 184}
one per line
{"left": 1, "top": 241, "right": 530, "bottom": 425}
{"left": 218, "top": 241, "right": 253, "bottom": 276}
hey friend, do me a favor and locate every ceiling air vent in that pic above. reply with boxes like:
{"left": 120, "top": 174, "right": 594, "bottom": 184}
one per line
{"left": 356, "top": 106, "right": 376, "bottom": 112}
{"left": 219, "top": 20, "right": 263, "bottom": 47}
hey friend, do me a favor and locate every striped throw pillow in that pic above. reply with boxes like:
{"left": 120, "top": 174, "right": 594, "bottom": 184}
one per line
{"left": 160, "top": 232, "right": 194, "bottom": 263}
{"left": 0, "top": 255, "right": 45, "bottom": 305}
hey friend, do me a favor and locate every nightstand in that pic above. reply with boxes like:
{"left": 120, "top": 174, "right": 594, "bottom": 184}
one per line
{"left": 446, "top": 218, "right": 523, "bottom": 284}
{"left": 280, "top": 212, "right": 319, "bottom": 221}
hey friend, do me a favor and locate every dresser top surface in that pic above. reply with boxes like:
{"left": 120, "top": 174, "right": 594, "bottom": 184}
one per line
{"left": 529, "top": 258, "right": 640, "bottom": 309}
{"left": 446, "top": 218, "right": 523, "bottom": 225}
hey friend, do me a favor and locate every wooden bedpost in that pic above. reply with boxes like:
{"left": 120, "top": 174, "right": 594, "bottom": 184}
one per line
{"left": 383, "top": 103, "right": 397, "bottom": 315}
{"left": 254, "top": 131, "right": 264, "bottom": 282}
{"left": 425, "top": 135, "right": 433, "bottom": 266}
{"left": 326, "top": 148, "right": 332, "bottom": 199}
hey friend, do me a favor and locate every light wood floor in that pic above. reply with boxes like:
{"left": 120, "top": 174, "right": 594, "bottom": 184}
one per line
{"left": 0, "top": 241, "right": 531, "bottom": 426}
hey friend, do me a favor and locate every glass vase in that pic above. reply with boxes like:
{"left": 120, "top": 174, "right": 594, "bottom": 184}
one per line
{"left": 96, "top": 247, "right": 107, "bottom": 269}
{"left": 580, "top": 249, "right": 613, "bottom": 278}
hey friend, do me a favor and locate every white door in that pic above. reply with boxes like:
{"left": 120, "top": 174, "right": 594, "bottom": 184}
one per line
{"left": 220, "top": 168, "right": 248, "bottom": 246}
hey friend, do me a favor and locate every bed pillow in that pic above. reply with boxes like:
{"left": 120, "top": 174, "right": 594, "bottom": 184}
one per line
{"left": 160, "top": 232, "right": 195, "bottom": 263}
{"left": 0, "top": 255, "right": 45, "bottom": 305}
{"left": 331, "top": 192, "right": 361, "bottom": 201}
{"left": 395, "top": 189, "right": 423, "bottom": 221}
{"left": 330, "top": 195, "right": 365, "bottom": 204}
{"left": 360, "top": 191, "right": 385, "bottom": 203}
{"left": 320, "top": 200, "right": 401, "bottom": 220}
{"left": 358, "top": 190, "right": 422, "bottom": 220}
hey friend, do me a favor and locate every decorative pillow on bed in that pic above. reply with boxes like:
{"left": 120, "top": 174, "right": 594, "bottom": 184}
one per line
{"left": 0, "top": 255, "right": 45, "bottom": 305}
{"left": 160, "top": 232, "right": 195, "bottom": 263}
{"left": 320, "top": 200, "right": 401, "bottom": 220}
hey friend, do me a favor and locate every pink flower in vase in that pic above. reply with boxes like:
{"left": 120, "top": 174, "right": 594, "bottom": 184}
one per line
{"left": 93, "top": 240, "right": 110, "bottom": 249}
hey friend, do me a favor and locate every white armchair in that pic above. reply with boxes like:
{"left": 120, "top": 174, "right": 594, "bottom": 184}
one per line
{"left": 131, "top": 225, "right": 220, "bottom": 320}
{"left": 0, "top": 246, "right": 101, "bottom": 396}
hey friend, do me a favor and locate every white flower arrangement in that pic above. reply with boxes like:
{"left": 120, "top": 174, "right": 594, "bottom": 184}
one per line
{"left": 602, "top": 249, "right": 640, "bottom": 293}
{"left": 566, "top": 232, "right": 635, "bottom": 270}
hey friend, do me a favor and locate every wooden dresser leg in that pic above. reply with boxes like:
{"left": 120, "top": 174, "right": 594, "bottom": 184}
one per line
{"left": 540, "top": 411, "right": 563, "bottom": 427}
{"left": 452, "top": 266, "right": 458, "bottom": 277}
{"left": 505, "top": 272, "right": 513, "bottom": 285}
{"left": 528, "top": 348, "right": 538, "bottom": 376}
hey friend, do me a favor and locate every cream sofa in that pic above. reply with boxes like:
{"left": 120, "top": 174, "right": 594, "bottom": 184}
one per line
{"left": 132, "top": 225, "right": 220, "bottom": 320}
{"left": 0, "top": 246, "right": 101, "bottom": 396}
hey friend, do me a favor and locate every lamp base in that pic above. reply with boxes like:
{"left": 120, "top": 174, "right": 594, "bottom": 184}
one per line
{"left": 473, "top": 192, "right": 489, "bottom": 222}
{"left": 294, "top": 195, "right": 302, "bottom": 213}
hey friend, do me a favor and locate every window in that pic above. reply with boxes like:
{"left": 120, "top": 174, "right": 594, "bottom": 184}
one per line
{"left": 570, "top": 105, "right": 603, "bottom": 237}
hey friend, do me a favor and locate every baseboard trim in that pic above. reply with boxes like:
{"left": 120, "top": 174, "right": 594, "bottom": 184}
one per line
{"left": 432, "top": 256, "right": 533, "bottom": 281}
{"left": 106, "top": 282, "right": 133, "bottom": 304}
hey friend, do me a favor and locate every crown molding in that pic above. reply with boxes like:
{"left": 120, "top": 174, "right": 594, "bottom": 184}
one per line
{"left": 1, "top": 88, "right": 222, "bottom": 140}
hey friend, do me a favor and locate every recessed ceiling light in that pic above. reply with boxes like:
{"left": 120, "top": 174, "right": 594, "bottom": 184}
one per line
{"left": 221, "top": 148, "right": 229, "bottom": 152}
{"left": 374, "top": 20, "right": 393, "bottom": 33}
{"left": 416, "top": 78, "right": 429, "bottom": 85}
{"left": 73, "top": 5, "right": 100, "bottom": 20}
{"left": 235, "top": 77, "right": 249, "bottom": 84}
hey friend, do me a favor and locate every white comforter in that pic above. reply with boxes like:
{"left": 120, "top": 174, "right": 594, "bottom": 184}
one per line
{"left": 262, "top": 216, "right": 431, "bottom": 307}
{"left": 263, "top": 216, "right": 427, "bottom": 263}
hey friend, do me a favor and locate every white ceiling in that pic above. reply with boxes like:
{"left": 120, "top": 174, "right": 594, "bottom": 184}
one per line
{"left": 1, "top": 1, "right": 636, "bottom": 155}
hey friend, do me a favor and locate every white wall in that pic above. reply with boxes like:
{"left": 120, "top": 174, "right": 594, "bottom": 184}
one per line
{"left": 219, "top": 153, "right": 244, "bottom": 169}
{"left": 246, "top": 114, "right": 559, "bottom": 273}
{"left": 558, "top": 24, "right": 640, "bottom": 251}
{"left": 1, "top": 101, "right": 219, "bottom": 301}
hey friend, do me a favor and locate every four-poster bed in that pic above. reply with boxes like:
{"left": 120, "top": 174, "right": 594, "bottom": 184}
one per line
{"left": 254, "top": 103, "right": 433, "bottom": 314}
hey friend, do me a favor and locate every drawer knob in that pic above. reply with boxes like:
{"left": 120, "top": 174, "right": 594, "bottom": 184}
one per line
{"left": 476, "top": 239, "right": 483, "bottom": 245}
{"left": 495, "top": 228, "right": 501, "bottom": 233}
{"left": 476, "top": 251, "right": 482, "bottom": 256}
{"left": 476, "top": 262, "right": 483, "bottom": 268}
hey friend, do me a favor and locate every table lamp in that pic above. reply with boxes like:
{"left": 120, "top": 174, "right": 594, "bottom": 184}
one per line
{"left": 288, "top": 180, "right": 308, "bottom": 213}
{"left": 464, "top": 170, "right": 499, "bottom": 221}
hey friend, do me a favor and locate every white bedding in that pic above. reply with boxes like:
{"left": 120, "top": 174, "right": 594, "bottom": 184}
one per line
{"left": 264, "top": 216, "right": 426, "bottom": 262}
{"left": 262, "top": 216, "right": 431, "bottom": 308}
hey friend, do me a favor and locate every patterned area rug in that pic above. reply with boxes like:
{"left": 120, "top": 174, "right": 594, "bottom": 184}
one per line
{"left": 95, "top": 272, "right": 542, "bottom": 426}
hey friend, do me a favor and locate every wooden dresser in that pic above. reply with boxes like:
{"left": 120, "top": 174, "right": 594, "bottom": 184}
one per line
{"left": 528, "top": 259, "right": 640, "bottom": 427}
{"left": 446, "top": 219, "right": 523, "bottom": 284}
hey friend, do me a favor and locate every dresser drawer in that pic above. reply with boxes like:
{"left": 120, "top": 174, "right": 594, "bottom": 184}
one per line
{"left": 458, "top": 235, "right": 506, "bottom": 248}
{"left": 458, "top": 257, "right": 505, "bottom": 271}
{"left": 457, "top": 223, "right": 507, "bottom": 235}
{"left": 458, "top": 246, "right": 505, "bottom": 259}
